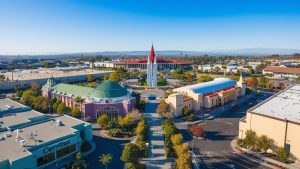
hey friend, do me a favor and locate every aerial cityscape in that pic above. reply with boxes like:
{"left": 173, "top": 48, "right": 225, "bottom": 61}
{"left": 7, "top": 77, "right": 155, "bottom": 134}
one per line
{"left": 0, "top": 1, "right": 300, "bottom": 169}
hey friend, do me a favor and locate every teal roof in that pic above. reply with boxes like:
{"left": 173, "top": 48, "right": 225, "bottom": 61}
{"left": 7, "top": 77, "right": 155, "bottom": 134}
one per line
{"left": 90, "top": 80, "right": 128, "bottom": 98}
{"left": 51, "top": 80, "right": 128, "bottom": 98}
{"left": 52, "top": 84, "right": 93, "bottom": 97}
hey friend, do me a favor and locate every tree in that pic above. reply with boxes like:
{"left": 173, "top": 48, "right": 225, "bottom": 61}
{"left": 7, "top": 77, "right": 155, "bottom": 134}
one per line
{"left": 257, "top": 135, "right": 272, "bottom": 153}
{"left": 71, "top": 107, "right": 82, "bottom": 117}
{"left": 72, "top": 152, "right": 88, "bottom": 169}
{"left": 255, "top": 63, "right": 266, "bottom": 72}
{"left": 173, "top": 144, "right": 192, "bottom": 169}
{"left": 130, "top": 109, "right": 142, "bottom": 121}
{"left": 171, "top": 134, "right": 183, "bottom": 145}
{"left": 265, "top": 81, "right": 273, "bottom": 89}
{"left": 189, "top": 125, "right": 204, "bottom": 138}
{"left": 109, "top": 72, "right": 121, "bottom": 82}
{"left": 222, "top": 65, "right": 227, "bottom": 76}
{"left": 53, "top": 100, "right": 62, "bottom": 112}
{"left": 118, "top": 116, "right": 126, "bottom": 130}
{"left": 97, "top": 114, "right": 110, "bottom": 127}
{"left": 0, "top": 74, "right": 5, "bottom": 82}
{"left": 31, "top": 96, "right": 48, "bottom": 112}
{"left": 86, "top": 74, "right": 94, "bottom": 82}
{"left": 21, "top": 89, "right": 36, "bottom": 105}
{"left": 197, "top": 75, "right": 213, "bottom": 83}
{"left": 120, "top": 143, "right": 141, "bottom": 163}
{"left": 182, "top": 106, "right": 190, "bottom": 117}
{"left": 123, "top": 114, "right": 135, "bottom": 129}
{"left": 103, "top": 74, "right": 109, "bottom": 80}
{"left": 31, "top": 81, "right": 41, "bottom": 94}
{"left": 156, "top": 100, "right": 169, "bottom": 117}
{"left": 57, "top": 103, "right": 70, "bottom": 114}
{"left": 276, "top": 146, "right": 289, "bottom": 162}
{"left": 99, "top": 154, "right": 113, "bottom": 169}
{"left": 243, "top": 130, "right": 258, "bottom": 150}
{"left": 258, "top": 76, "right": 268, "bottom": 87}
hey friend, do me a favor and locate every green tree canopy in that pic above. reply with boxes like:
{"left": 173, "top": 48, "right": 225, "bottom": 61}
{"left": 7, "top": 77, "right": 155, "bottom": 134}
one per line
{"left": 97, "top": 114, "right": 110, "bottom": 127}
{"left": 120, "top": 143, "right": 141, "bottom": 163}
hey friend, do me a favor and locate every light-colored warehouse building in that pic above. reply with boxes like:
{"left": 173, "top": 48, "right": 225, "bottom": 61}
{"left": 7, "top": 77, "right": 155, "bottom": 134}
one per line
{"left": 0, "top": 98, "right": 93, "bottom": 169}
{"left": 239, "top": 84, "right": 300, "bottom": 161}
{"left": 166, "top": 75, "right": 246, "bottom": 117}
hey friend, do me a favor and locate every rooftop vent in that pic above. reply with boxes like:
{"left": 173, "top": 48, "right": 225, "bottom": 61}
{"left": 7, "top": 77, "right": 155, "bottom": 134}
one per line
{"left": 55, "top": 119, "right": 63, "bottom": 126}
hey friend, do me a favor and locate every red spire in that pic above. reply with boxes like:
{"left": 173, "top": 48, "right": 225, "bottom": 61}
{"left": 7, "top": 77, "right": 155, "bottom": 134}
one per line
{"left": 150, "top": 45, "right": 155, "bottom": 63}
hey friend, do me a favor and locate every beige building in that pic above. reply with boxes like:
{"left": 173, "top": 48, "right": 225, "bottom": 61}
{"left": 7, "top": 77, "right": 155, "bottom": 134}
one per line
{"left": 166, "top": 76, "right": 246, "bottom": 117}
{"left": 239, "top": 84, "right": 300, "bottom": 161}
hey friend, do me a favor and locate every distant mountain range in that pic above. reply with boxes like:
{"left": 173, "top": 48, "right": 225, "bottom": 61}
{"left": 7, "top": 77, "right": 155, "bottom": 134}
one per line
{"left": 1, "top": 48, "right": 300, "bottom": 61}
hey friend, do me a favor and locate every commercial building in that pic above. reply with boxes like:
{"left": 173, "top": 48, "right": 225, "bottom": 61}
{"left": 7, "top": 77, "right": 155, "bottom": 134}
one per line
{"left": 0, "top": 98, "right": 93, "bottom": 169}
{"left": 263, "top": 66, "right": 300, "bottom": 78}
{"left": 91, "top": 61, "right": 114, "bottom": 68}
{"left": 42, "top": 78, "right": 136, "bottom": 120}
{"left": 166, "top": 75, "right": 246, "bottom": 117}
{"left": 239, "top": 84, "right": 300, "bottom": 161}
{"left": 0, "top": 68, "right": 111, "bottom": 91}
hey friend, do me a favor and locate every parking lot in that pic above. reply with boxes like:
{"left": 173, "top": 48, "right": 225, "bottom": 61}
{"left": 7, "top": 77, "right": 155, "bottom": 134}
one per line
{"left": 177, "top": 94, "right": 272, "bottom": 169}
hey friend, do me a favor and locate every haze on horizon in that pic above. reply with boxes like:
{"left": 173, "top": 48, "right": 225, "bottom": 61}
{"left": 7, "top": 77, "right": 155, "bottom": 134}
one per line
{"left": 0, "top": 0, "right": 300, "bottom": 55}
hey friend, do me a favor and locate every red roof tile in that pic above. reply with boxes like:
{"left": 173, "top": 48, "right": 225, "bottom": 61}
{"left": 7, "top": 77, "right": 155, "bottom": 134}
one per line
{"left": 264, "top": 66, "right": 300, "bottom": 74}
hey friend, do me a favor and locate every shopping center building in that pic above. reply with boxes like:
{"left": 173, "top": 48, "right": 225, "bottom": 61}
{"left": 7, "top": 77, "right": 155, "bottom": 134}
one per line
{"left": 166, "top": 75, "right": 246, "bottom": 117}
{"left": 42, "top": 78, "right": 136, "bottom": 120}
{"left": 239, "top": 84, "right": 300, "bottom": 161}
{"left": 0, "top": 98, "right": 93, "bottom": 169}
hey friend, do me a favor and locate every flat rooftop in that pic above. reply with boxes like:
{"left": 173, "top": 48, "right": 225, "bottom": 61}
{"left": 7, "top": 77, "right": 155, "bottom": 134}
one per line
{"left": 0, "top": 98, "right": 25, "bottom": 110}
{"left": 0, "top": 117, "right": 77, "bottom": 161}
{"left": 250, "top": 84, "right": 300, "bottom": 123}
{"left": 0, "top": 98, "right": 87, "bottom": 162}
{"left": 0, "top": 68, "right": 111, "bottom": 81}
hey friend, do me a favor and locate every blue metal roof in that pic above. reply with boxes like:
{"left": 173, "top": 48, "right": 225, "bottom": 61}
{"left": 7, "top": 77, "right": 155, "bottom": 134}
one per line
{"left": 186, "top": 78, "right": 237, "bottom": 94}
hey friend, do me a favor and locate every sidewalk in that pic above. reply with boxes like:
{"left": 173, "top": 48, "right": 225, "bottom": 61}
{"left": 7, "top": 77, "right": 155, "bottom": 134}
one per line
{"left": 231, "top": 138, "right": 300, "bottom": 169}
{"left": 143, "top": 102, "right": 172, "bottom": 169}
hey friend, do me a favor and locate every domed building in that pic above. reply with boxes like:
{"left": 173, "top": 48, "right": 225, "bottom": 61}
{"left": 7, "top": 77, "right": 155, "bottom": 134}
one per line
{"left": 42, "top": 77, "right": 136, "bottom": 120}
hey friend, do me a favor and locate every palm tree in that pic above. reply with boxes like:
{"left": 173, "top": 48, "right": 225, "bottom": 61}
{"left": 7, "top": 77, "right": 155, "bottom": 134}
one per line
{"left": 72, "top": 152, "right": 88, "bottom": 169}
{"left": 99, "top": 154, "right": 113, "bottom": 169}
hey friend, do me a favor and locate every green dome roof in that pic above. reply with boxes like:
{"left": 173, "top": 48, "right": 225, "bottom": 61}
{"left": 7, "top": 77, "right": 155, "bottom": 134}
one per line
{"left": 90, "top": 80, "right": 128, "bottom": 98}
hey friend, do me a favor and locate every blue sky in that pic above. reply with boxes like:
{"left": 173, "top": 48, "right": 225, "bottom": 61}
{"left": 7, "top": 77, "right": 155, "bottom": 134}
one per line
{"left": 0, "top": 0, "right": 300, "bottom": 54}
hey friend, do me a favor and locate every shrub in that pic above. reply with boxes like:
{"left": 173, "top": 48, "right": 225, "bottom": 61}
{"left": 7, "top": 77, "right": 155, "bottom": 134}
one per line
{"left": 243, "top": 130, "right": 257, "bottom": 150}
{"left": 165, "top": 147, "right": 172, "bottom": 157}
{"left": 71, "top": 107, "right": 81, "bottom": 117}
{"left": 257, "top": 135, "right": 272, "bottom": 153}
{"left": 171, "top": 134, "right": 183, "bottom": 146}
{"left": 97, "top": 114, "right": 110, "bottom": 127}
{"left": 276, "top": 147, "right": 289, "bottom": 163}
{"left": 237, "top": 138, "right": 244, "bottom": 147}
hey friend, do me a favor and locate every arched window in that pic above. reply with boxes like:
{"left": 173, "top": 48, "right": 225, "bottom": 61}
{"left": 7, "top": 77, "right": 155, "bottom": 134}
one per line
{"left": 97, "top": 107, "right": 119, "bottom": 118}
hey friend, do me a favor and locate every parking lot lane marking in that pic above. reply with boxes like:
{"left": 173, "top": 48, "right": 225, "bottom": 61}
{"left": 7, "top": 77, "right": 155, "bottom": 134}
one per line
{"left": 222, "top": 151, "right": 259, "bottom": 167}
{"left": 210, "top": 152, "right": 251, "bottom": 169}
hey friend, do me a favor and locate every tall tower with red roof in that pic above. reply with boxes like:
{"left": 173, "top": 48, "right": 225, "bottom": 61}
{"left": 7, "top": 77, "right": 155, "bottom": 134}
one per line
{"left": 147, "top": 45, "right": 157, "bottom": 87}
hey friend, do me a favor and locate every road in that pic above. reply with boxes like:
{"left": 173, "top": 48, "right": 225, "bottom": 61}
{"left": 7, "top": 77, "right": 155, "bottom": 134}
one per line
{"left": 178, "top": 94, "right": 272, "bottom": 169}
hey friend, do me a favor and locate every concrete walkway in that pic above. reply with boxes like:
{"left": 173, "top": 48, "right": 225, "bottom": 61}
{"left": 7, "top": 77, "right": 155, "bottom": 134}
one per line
{"left": 143, "top": 102, "right": 172, "bottom": 169}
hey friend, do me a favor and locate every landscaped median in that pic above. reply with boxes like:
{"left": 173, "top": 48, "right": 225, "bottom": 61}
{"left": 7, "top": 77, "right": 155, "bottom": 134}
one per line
{"left": 162, "top": 119, "right": 192, "bottom": 169}
{"left": 232, "top": 130, "right": 300, "bottom": 169}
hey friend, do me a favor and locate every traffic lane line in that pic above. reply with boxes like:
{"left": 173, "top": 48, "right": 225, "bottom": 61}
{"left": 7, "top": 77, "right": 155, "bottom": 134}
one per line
{"left": 209, "top": 152, "right": 251, "bottom": 169}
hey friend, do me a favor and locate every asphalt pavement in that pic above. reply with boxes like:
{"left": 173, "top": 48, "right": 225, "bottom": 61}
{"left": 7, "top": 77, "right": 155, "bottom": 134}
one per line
{"left": 177, "top": 94, "right": 272, "bottom": 169}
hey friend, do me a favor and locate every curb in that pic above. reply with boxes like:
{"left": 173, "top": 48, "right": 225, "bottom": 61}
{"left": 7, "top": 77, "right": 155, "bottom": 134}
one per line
{"left": 230, "top": 138, "right": 298, "bottom": 169}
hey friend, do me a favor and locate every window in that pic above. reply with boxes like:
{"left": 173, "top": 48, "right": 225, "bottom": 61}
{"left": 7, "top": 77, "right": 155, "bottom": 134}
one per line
{"left": 56, "top": 144, "right": 76, "bottom": 159}
{"left": 37, "top": 152, "right": 55, "bottom": 167}
{"left": 98, "top": 107, "right": 119, "bottom": 118}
